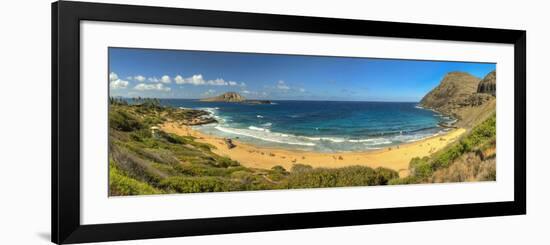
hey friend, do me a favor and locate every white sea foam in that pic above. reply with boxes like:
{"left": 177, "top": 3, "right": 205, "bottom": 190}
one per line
{"left": 200, "top": 107, "right": 217, "bottom": 115}
{"left": 215, "top": 123, "right": 404, "bottom": 148}
{"left": 401, "top": 130, "right": 447, "bottom": 143}
{"left": 363, "top": 147, "right": 382, "bottom": 150}
{"left": 301, "top": 136, "right": 346, "bottom": 143}
{"left": 328, "top": 137, "right": 346, "bottom": 143}
{"left": 348, "top": 138, "right": 384, "bottom": 143}
{"left": 321, "top": 137, "right": 346, "bottom": 143}
{"left": 365, "top": 140, "right": 393, "bottom": 146}
{"left": 248, "top": 126, "right": 271, "bottom": 132}
{"left": 256, "top": 115, "right": 264, "bottom": 118}
{"left": 214, "top": 126, "right": 316, "bottom": 146}
{"left": 199, "top": 107, "right": 228, "bottom": 123}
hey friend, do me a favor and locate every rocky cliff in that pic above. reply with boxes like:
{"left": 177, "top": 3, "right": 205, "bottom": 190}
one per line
{"left": 200, "top": 92, "right": 246, "bottom": 102}
{"left": 477, "top": 70, "right": 496, "bottom": 96}
{"left": 419, "top": 71, "right": 496, "bottom": 128}
{"left": 419, "top": 72, "right": 480, "bottom": 114}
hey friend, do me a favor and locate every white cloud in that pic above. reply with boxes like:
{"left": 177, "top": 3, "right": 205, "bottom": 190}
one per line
{"left": 110, "top": 79, "right": 129, "bottom": 89}
{"left": 173, "top": 75, "right": 184, "bottom": 84}
{"left": 299, "top": 88, "right": 306, "bottom": 92}
{"left": 174, "top": 74, "right": 242, "bottom": 86}
{"left": 134, "top": 75, "right": 146, "bottom": 82}
{"left": 109, "top": 72, "right": 128, "bottom": 89}
{"left": 109, "top": 72, "right": 118, "bottom": 81}
{"left": 203, "top": 89, "right": 216, "bottom": 96}
{"left": 142, "top": 75, "right": 171, "bottom": 84}
{"left": 242, "top": 90, "right": 251, "bottom": 94}
{"left": 148, "top": 77, "right": 160, "bottom": 83}
{"left": 134, "top": 83, "right": 171, "bottom": 91}
{"left": 161, "top": 75, "right": 171, "bottom": 84}
{"left": 175, "top": 74, "right": 205, "bottom": 85}
{"left": 277, "top": 80, "right": 290, "bottom": 90}
{"left": 209, "top": 78, "right": 228, "bottom": 86}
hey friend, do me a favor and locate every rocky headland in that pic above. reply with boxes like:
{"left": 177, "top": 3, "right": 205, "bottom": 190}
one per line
{"left": 419, "top": 70, "right": 496, "bottom": 128}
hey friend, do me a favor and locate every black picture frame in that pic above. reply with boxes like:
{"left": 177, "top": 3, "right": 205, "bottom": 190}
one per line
{"left": 52, "top": 1, "right": 526, "bottom": 244}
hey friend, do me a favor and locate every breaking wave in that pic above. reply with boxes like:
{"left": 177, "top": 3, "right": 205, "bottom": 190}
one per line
{"left": 214, "top": 126, "right": 316, "bottom": 146}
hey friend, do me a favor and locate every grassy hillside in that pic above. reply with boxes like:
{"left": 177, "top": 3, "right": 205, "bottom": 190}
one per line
{"left": 390, "top": 113, "right": 496, "bottom": 184}
{"left": 108, "top": 100, "right": 399, "bottom": 196}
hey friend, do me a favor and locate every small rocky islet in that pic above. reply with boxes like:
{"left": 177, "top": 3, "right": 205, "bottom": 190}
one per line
{"left": 200, "top": 91, "right": 272, "bottom": 104}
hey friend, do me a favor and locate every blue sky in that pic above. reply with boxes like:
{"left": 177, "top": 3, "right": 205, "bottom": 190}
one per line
{"left": 109, "top": 47, "right": 495, "bottom": 102}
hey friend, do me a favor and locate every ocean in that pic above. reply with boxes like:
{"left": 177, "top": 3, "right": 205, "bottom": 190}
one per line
{"left": 158, "top": 99, "right": 454, "bottom": 152}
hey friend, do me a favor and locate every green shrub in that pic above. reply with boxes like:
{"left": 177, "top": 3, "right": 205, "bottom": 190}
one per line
{"left": 109, "top": 163, "right": 163, "bottom": 196}
{"left": 388, "top": 176, "right": 420, "bottom": 185}
{"left": 214, "top": 156, "right": 240, "bottom": 168}
{"left": 268, "top": 165, "right": 289, "bottom": 182}
{"left": 271, "top": 165, "right": 288, "bottom": 173}
{"left": 290, "top": 164, "right": 313, "bottom": 173}
{"left": 231, "top": 170, "right": 254, "bottom": 179}
{"left": 285, "top": 165, "right": 397, "bottom": 188}
{"left": 409, "top": 157, "right": 432, "bottom": 178}
{"left": 159, "top": 176, "right": 242, "bottom": 193}
{"left": 461, "top": 114, "right": 496, "bottom": 152}
{"left": 142, "top": 115, "right": 164, "bottom": 126}
{"left": 158, "top": 131, "right": 186, "bottom": 144}
{"left": 431, "top": 144, "right": 465, "bottom": 170}
{"left": 129, "top": 128, "right": 152, "bottom": 142}
{"left": 403, "top": 114, "right": 497, "bottom": 183}
{"left": 109, "top": 109, "right": 143, "bottom": 132}
{"left": 374, "top": 167, "right": 400, "bottom": 185}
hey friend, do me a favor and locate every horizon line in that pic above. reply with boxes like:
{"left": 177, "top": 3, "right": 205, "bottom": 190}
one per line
{"left": 111, "top": 96, "right": 420, "bottom": 103}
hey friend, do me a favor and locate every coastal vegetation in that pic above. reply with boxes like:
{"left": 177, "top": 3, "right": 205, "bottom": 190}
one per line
{"left": 390, "top": 113, "right": 496, "bottom": 184}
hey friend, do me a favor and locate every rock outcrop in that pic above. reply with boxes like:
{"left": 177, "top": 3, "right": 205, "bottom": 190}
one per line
{"left": 419, "top": 72, "right": 481, "bottom": 115}
{"left": 477, "top": 71, "right": 496, "bottom": 96}
{"left": 200, "top": 92, "right": 246, "bottom": 102}
{"left": 419, "top": 71, "right": 496, "bottom": 128}
{"left": 200, "top": 92, "right": 272, "bottom": 104}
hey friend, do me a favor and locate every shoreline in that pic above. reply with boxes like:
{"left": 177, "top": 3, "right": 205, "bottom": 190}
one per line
{"left": 161, "top": 122, "right": 466, "bottom": 177}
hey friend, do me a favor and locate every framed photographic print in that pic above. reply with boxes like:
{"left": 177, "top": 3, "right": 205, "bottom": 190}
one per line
{"left": 52, "top": 1, "right": 526, "bottom": 244}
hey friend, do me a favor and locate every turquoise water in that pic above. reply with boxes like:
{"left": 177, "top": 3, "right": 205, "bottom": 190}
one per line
{"left": 159, "top": 99, "right": 454, "bottom": 152}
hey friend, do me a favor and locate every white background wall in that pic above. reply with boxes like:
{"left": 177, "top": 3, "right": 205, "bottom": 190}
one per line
{"left": 0, "top": 0, "right": 547, "bottom": 244}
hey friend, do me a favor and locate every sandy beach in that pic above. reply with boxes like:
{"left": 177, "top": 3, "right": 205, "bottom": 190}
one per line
{"left": 161, "top": 122, "right": 465, "bottom": 177}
